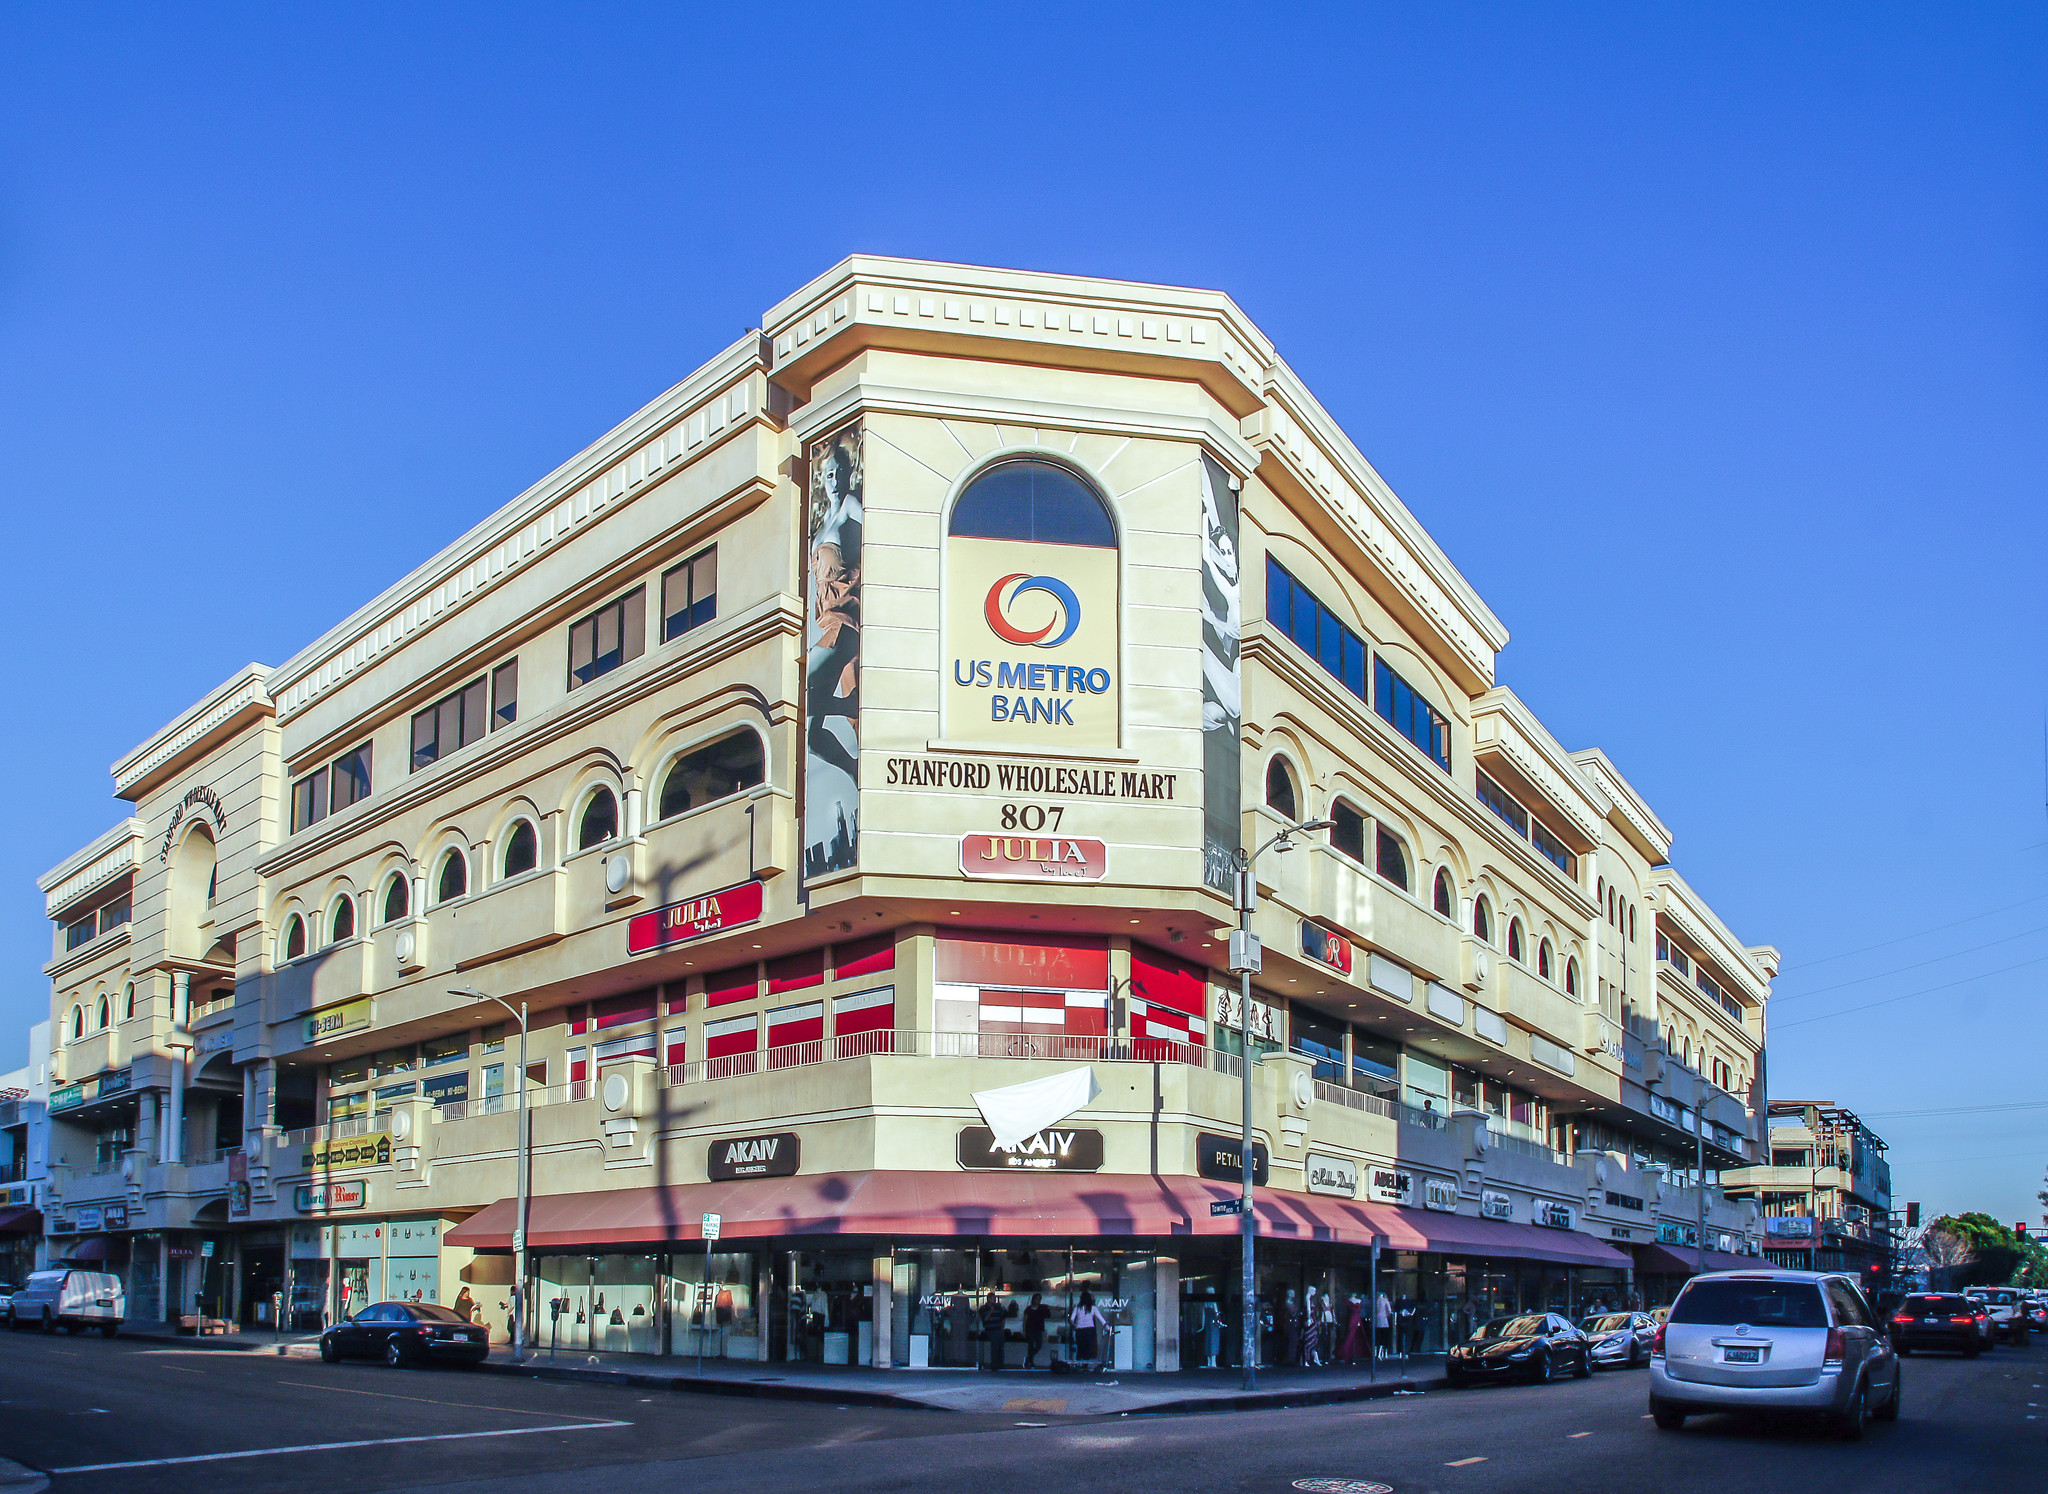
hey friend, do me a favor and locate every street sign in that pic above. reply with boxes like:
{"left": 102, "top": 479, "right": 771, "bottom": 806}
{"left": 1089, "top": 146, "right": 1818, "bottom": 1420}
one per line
{"left": 1211, "top": 1197, "right": 1245, "bottom": 1217}
{"left": 702, "top": 1211, "right": 722, "bottom": 1241}
{"left": 200, "top": 1240, "right": 215, "bottom": 1257}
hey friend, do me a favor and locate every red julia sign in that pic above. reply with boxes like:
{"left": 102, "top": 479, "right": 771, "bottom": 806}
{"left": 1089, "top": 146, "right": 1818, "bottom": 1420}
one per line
{"left": 628, "top": 879, "right": 765, "bottom": 955}
{"left": 958, "top": 834, "right": 1109, "bottom": 883}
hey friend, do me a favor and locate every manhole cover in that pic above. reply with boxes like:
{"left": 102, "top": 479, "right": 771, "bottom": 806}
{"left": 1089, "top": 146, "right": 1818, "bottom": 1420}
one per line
{"left": 1293, "top": 1482, "right": 1393, "bottom": 1493}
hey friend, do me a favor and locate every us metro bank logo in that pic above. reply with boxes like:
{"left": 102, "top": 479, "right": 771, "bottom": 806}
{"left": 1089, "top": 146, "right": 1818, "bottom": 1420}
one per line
{"left": 956, "top": 573, "right": 1113, "bottom": 725}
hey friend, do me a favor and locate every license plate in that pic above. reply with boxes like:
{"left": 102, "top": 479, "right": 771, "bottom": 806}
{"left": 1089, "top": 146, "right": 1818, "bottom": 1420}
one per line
{"left": 1923, "top": 1318, "right": 1939, "bottom": 1325}
{"left": 1724, "top": 1346, "right": 1761, "bottom": 1363}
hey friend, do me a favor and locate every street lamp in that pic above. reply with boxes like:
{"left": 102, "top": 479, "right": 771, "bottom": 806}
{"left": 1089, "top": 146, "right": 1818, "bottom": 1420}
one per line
{"left": 451, "top": 985, "right": 530, "bottom": 1363}
{"left": 1230, "top": 815, "right": 1334, "bottom": 1391}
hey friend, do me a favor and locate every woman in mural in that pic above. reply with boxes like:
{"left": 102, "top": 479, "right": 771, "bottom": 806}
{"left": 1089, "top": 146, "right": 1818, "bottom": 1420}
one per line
{"left": 1199, "top": 456, "right": 1242, "bottom": 893}
{"left": 804, "top": 427, "right": 863, "bottom": 877}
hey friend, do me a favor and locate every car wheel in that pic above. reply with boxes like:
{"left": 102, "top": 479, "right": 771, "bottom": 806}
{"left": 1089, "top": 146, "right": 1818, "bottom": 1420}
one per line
{"left": 320, "top": 1338, "right": 340, "bottom": 1364}
{"left": 1834, "top": 1380, "right": 1868, "bottom": 1442}
{"left": 98, "top": 1322, "right": 117, "bottom": 1339}
{"left": 1876, "top": 1371, "right": 1900, "bottom": 1423}
{"left": 1446, "top": 1370, "right": 1468, "bottom": 1389}
{"left": 1628, "top": 1343, "right": 1641, "bottom": 1368}
{"left": 1573, "top": 1348, "right": 1592, "bottom": 1379}
{"left": 1652, "top": 1404, "right": 1686, "bottom": 1431}
{"left": 1966, "top": 1340, "right": 1980, "bottom": 1359}
{"left": 1533, "top": 1351, "right": 1553, "bottom": 1384}
{"left": 40, "top": 1312, "right": 54, "bottom": 1334}
{"left": 384, "top": 1336, "right": 412, "bottom": 1368}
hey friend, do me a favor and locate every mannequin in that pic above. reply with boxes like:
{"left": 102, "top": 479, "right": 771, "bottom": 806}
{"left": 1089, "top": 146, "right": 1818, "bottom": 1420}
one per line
{"left": 1280, "top": 1288, "right": 1301, "bottom": 1368}
{"left": 1338, "top": 1292, "right": 1369, "bottom": 1362}
{"left": 1318, "top": 1287, "right": 1337, "bottom": 1365}
{"left": 1201, "top": 1300, "right": 1225, "bottom": 1368}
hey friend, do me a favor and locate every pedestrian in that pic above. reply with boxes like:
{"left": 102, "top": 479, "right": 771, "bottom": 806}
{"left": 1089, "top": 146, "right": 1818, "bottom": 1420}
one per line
{"left": 453, "top": 1286, "right": 477, "bottom": 1324}
{"left": 1022, "top": 1292, "right": 1049, "bottom": 1368}
{"left": 1071, "top": 1291, "right": 1106, "bottom": 1370}
{"left": 980, "top": 1290, "right": 1007, "bottom": 1372}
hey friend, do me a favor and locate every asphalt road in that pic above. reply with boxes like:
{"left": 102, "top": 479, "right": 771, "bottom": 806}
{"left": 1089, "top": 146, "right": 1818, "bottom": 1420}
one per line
{"left": 1, "top": 1329, "right": 2041, "bottom": 1494}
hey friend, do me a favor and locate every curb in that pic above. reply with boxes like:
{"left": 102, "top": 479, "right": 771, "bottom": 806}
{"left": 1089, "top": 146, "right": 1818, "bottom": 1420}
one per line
{"left": 0, "top": 1457, "right": 49, "bottom": 1494}
{"left": 1134, "top": 1374, "right": 1444, "bottom": 1415}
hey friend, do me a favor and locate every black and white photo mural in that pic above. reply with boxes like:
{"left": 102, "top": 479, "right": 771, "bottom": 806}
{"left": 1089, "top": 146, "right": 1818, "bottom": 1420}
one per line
{"left": 1199, "top": 454, "right": 1242, "bottom": 894}
{"left": 803, "top": 421, "right": 863, "bottom": 882}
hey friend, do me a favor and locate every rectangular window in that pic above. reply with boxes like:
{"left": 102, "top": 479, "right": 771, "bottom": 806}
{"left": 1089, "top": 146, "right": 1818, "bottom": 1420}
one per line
{"left": 766, "top": 999, "right": 825, "bottom": 1053}
{"left": 1330, "top": 801, "right": 1366, "bottom": 863}
{"left": 97, "top": 899, "right": 132, "bottom": 935}
{"left": 411, "top": 677, "right": 489, "bottom": 771}
{"left": 329, "top": 1057, "right": 368, "bottom": 1087}
{"left": 704, "top": 965, "right": 758, "bottom": 1007}
{"left": 594, "top": 989, "right": 657, "bottom": 1029}
{"left": 704, "top": 1013, "right": 758, "bottom": 1061}
{"left": 1266, "top": 557, "right": 1368, "bottom": 704}
{"left": 832, "top": 934, "right": 895, "bottom": 981}
{"left": 292, "top": 743, "right": 373, "bottom": 830}
{"left": 1373, "top": 656, "right": 1451, "bottom": 773}
{"left": 422, "top": 1034, "right": 467, "bottom": 1068}
{"left": 568, "top": 586, "right": 646, "bottom": 690}
{"left": 663, "top": 1028, "right": 686, "bottom": 1066}
{"left": 64, "top": 914, "right": 96, "bottom": 951}
{"left": 1529, "top": 818, "right": 1577, "bottom": 878}
{"left": 1475, "top": 769, "right": 1530, "bottom": 837}
{"left": 481, "top": 1022, "right": 505, "bottom": 1054}
{"left": 661, "top": 546, "right": 718, "bottom": 641}
{"left": 766, "top": 949, "right": 824, "bottom": 995}
{"left": 372, "top": 1045, "right": 415, "bottom": 1076}
{"left": 831, "top": 986, "right": 895, "bottom": 1041}
{"left": 1289, "top": 1003, "right": 1345, "bottom": 1082}
{"left": 491, "top": 659, "right": 518, "bottom": 731}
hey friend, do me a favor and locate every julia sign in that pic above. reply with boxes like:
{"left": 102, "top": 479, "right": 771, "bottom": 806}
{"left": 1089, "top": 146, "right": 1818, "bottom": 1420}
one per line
{"left": 628, "top": 879, "right": 765, "bottom": 955}
{"left": 959, "top": 834, "right": 1108, "bottom": 883}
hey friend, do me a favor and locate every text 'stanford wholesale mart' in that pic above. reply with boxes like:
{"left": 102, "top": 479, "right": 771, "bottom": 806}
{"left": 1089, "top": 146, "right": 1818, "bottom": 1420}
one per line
{"left": 32, "top": 257, "right": 1802, "bottom": 1369}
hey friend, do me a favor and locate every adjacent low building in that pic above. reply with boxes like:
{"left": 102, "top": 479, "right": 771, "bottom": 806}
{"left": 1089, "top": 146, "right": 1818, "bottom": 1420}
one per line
{"left": 1723, "top": 1100, "right": 1894, "bottom": 1288}
{"left": 35, "top": 257, "right": 1777, "bottom": 1365}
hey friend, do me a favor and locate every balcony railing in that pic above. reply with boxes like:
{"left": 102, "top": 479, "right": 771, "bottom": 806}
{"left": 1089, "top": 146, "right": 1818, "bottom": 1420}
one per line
{"left": 661, "top": 1029, "right": 1237, "bottom": 1089}
{"left": 1487, "top": 1127, "right": 1568, "bottom": 1165}
{"left": 188, "top": 994, "right": 236, "bottom": 1026}
{"left": 1311, "top": 1080, "right": 1447, "bottom": 1131}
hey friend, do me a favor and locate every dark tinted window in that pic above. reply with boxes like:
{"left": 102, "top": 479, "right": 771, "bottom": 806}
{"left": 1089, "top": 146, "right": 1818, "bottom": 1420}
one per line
{"left": 405, "top": 1303, "right": 464, "bottom": 1323}
{"left": 1584, "top": 1314, "right": 1633, "bottom": 1332}
{"left": 1670, "top": 1280, "right": 1828, "bottom": 1329}
{"left": 658, "top": 730, "right": 765, "bottom": 820}
{"left": 1330, "top": 801, "right": 1365, "bottom": 862}
{"left": 1473, "top": 1315, "right": 1546, "bottom": 1340}
{"left": 949, "top": 460, "right": 1115, "bottom": 547}
{"left": 1266, "top": 557, "right": 1367, "bottom": 702}
{"left": 1902, "top": 1296, "right": 1967, "bottom": 1314}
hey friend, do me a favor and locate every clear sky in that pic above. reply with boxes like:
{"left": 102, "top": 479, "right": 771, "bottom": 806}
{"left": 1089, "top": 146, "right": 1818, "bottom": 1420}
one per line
{"left": 3, "top": 5, "right": 2043, "bottom": 1227}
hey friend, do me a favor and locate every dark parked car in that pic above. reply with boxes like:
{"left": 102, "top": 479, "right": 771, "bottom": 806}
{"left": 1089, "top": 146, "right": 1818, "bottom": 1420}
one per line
{"left": 1580, "top": 1311, "right": 1657, "bottom": 1368}
{"left": 1887, "top": 1293, "right": 1981, "bottom": 1357}
{"left": 320, "top": 1301, "right": 488, "bottom": 1367}
{"left": 1447, "top": 1312, "right": 1591, "bottom": 1386}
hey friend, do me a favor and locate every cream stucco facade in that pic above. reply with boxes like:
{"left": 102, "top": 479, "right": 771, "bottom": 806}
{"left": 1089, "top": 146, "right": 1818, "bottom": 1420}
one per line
{"left": 36, "top": 258, "right": 1776, "bottom": 1364}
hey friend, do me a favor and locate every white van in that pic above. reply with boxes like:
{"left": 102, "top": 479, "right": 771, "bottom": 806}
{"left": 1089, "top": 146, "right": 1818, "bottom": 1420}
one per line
{"left": 9, "top": 1269, "right": 124, "bottom": 1335}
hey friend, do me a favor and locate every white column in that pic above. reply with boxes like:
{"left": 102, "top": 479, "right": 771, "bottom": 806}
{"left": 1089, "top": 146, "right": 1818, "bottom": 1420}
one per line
{"left": 165, "top": 972, "right": 191, "bottom": 1165}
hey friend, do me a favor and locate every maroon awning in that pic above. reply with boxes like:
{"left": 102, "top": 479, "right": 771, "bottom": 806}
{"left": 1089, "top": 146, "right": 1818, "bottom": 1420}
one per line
{"left": 0, "top": 1208, "right": 41, "bottom": 1236}
{"left": 58, "top": 1236, "right": 110, "bottom": 1262}
{"left": 1635, "top": 1242, "right": 1761, "bottom": 1276}
{"left": 1378, "top": 1207, "right": 1634, "bottom": 1268}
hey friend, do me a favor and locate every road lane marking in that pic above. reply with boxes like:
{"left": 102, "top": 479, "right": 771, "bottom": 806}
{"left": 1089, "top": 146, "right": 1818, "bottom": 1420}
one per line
{"left": 1446, "top": 1457, "right": 1487, "bottom": 1466}
{"left": 50, "top": 1420, "right": 633, "bottom": 1474}
{"left": 1568, "top": 1431, "right": 1592, "bottom": 1438}
{"left": 271, "top": 1379, "right": 617, "bottom": 1422}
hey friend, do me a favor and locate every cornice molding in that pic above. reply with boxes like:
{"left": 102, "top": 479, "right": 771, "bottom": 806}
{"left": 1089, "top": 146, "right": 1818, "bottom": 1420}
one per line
{"left": 265, "top": 338, "right": 770, "bottom": 726}
{"left": 1569, "top": 748, "right": 1673, "bottom": 862}
{"left": 1650, "top": 869, "right": 1771, "bottom": 1002}
{"left": 1471, "top": 692, "right": 1606, "bottom": 845}
{"left": 39, "top": 819, "right": 147, "bottom": 916}
{"left": 111, "top": 666, "right": 272, "bottom": 800}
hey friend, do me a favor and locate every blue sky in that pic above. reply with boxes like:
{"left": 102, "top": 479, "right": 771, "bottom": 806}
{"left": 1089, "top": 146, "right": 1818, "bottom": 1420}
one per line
{"left": 3, "top": 4, "right": 2043, "bottom": 1226}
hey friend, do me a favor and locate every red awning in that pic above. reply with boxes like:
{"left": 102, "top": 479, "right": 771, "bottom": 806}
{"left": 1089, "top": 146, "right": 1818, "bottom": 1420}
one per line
{"left": 1635, "top": 1243, "right": 1761, "bottom": 1276}
{"left": 1377, "top": 1206, "right": 1634, "bottom": 1268}
{"left": 0, "top": 1208, "right": 41, "bottom": 1236}
{"left": 58, "top": 1236, "right": 110, "bottom": 1262}
{"left": 446, "top": 1171, "right": 1615, "bottom": 1266}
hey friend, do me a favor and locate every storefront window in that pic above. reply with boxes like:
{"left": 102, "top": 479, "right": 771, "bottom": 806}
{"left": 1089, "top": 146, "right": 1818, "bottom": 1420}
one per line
{"left": 784, "top": 1250, "right": 874, "bottom": 1365}
{"left": 538, "top": 1254, "right": 661, "bottom": 1355}
{"left": 1351, "top": 1030, "right": 1398, "bottom": 1096}
{"left": 669, "top": 1250, "right": 759, "bottom": 1359}
{"left": 892, "top": 1246, "right": 1154, "bottom": 1372}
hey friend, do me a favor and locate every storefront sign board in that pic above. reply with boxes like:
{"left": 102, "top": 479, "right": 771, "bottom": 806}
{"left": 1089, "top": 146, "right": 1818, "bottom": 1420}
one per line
{"left": 304, "top": 998, "right": 372, "bottom": 1046}
{"left": 1366, "top": 1166, "right": 1414, "bottom": 1205}
{"left": 102, "top": 1204, "right": 128, "bottom": 1230}
{"left": 958, "top": 834, "right": 1109, "bottom": 883}
{"left": 1300, "top": 923, "right": 1353, "bottom": 975}
{"left": 1480, "top": 1189, "right": 1514, "bottom": 1221}
{"left": 1423, "top": 1177, "right": 1460, "bottom": 1212}
{"left": 1535, "top": 1200, "right": 1576, "bottom": 1230}
{"left": 627, "top": 879, "right": 765, "bottom": 956}
{"left": 1196, "top": 1132, "right": 1269, "bottom": 1186}
{"left": 1210, "top": 988, "right": 1282, "bottom": 1043}
{"left": 296, "top": 1182, "right": 366, "bottom": 1212}
{"left": 75, "top": 1206, "right": 102, "bottom": 1232}
{"left": 304, "top": 1133, "right": 391, "bottom": 1173}
{"left": 1305, "top": 1153, "right": 1357, "bottom": 1197}
{"left": 957, "top": 1126, "right": 1104, "bottom": 1172}
{"left": 708, "top": 1131, "right": 802, "bottom": 1180}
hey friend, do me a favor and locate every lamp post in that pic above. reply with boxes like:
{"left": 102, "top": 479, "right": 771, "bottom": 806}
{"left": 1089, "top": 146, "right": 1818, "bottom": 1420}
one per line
{"left": 452, "top": 985, "right": 529, "bottom": 1363}
{"left": 1230, "top": 815, "right": 1333, "bottom": 1391}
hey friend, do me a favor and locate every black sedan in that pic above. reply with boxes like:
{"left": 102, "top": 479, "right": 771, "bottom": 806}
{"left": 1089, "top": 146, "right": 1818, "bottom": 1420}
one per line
{"left": 1578, "top": 1311, "right": 1656, "bottom": 1368}
{"left": 1887, "top": 1293, "right": 1982, "bottom": 1357}
{"left": 320, "top": 1301, "right": 490, "bottom": 1367}
{"left": 1446, "top": 1312, "right": 1591, "bottom": 1386}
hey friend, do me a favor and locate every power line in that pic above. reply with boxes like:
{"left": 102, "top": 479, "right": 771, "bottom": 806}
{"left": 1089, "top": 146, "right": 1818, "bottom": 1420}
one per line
{"left": 1862, "top": 1101, "right": 2048, "bottom": 1120}
{"left": 1777, "top": 889, "right": 2048, "bottom": 972}
{"left": 1771, "top": 952, "right": 2048, "bottom": 1030}
{"left": 1770, "top": 924, "right": 2048, "bottom": 1003}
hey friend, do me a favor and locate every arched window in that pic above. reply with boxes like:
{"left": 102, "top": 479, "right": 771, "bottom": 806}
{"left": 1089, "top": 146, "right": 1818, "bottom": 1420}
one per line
{"left": 97, "top": 996, "right": 110, "bottom": 1030}
{"left": 282, "top": 915, "right": 306, "bottom": 961}
{"left": 658, "top": 730, "right": 766, "bottom": 821}
{"left": 124, "top": 982, "right": 136, "bottom": 1019}
{"left": 1507, "top": 919, "right": 1524, "bottom": 963}
{"left": 1375, "top": 829, "right": 1408, "bottom": 891}
{"left": 382, "top": 873, "right": 409, "bottom": 924}
{"left": 503, "top": 821, "right": 538, "bottom": 878}
{"left": 1537, "top": 939, "right": 1553, "bottom": 981}
{"left": 578, "top": 788, "right": 618, "bottom": 849}
{"left": 70, "top": 1006, "right": 83, "bottom": 1042}
{"left": 949, "top": 458, "right": 1117, "bottom": 547}
{"left": 1472, "top": 897, "right": 1493, "bottom": 944}
{"left": 330, "top": 895, "right": 356, "bottom": 944}
{"left": 1329, "top": 800, "right": 1366, "bottom": 862}
{"left": 1432, "top": 868, "right": 1454, "bottom": 917}
{"left": 1565, "top": 957, "right": 1580, "bottom": 997}
{"left": 1597, "top": 876, "right": 1605, "bottom": 904}
{"left": 1627, "top": 905, "right": 1635, "bottom": 942}
{"left": 437, "top": 849, "right": 468, "bottom": 903}
{"left": 1264, "top": 758, "right": 1298, "bottom": 822}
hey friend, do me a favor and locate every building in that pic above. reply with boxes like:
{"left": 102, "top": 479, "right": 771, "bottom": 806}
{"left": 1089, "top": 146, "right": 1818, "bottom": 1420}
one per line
{"left": 0, "top": 1023, "right": 53, "bottom": 1284}
{"left": 34, "top": 257, "right": 1778, "bottom": 1364}
{"left": 1723, "top": 1100, "right": 1894, "bottom": 1287}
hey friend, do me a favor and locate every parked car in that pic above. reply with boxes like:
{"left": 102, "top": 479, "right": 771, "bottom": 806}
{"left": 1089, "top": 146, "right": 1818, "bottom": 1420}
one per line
{"left": 1649, "top": 1269, "right": 1900, "bottom": 1439}
{"left": 1966, "top": 1288, "right": 2031, "bottom": 1344}
{"left": 8, "top": 1269, "right": 124, "bottom": 1336}
{"left": 1886, "top": 1293, "right": 1981, "bottom": 1357}
{"left": 319, "top": 1301, "right": 488, "bottom": 1367}
{"left": 1446, "top": 1312, "right": 1591, "bottom": 1386}
{"left": 1580, "top": 1311, "right": 1657, "bottom": 1369}
{"left": 2023, "top": 1295, "right": 2048, "bottom": 1334}
{"left": 0, "top": 1283, "right": 14, "bottom": 1317}
{"left": 1963, "top": 1298, "right": 1997, "bottom": 1348}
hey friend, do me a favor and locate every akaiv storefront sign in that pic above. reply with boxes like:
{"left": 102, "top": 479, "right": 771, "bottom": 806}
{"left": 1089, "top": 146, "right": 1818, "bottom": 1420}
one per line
{"left": 958, "top": 1125, "right": 1104, "bottom": 1172}
{"left": 708, "top": 1131, "right": 802, "bottom": 1181}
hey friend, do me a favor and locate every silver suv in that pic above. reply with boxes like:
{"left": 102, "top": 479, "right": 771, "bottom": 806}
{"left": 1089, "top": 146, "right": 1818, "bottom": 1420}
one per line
{"left": 1965, "top": 1287, "right": 2030, "bottom": 1344}
{"left": 1650, "top": 1269, "right": 1900, "bottom": 1439}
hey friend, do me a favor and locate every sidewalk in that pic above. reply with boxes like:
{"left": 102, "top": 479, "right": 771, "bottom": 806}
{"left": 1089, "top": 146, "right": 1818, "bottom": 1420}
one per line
{"left": 114, "top": 1321, "right": 320, "bottom": 1355}
{"left": 477, "top": 1349, "right": 1450, "bottom": 1417}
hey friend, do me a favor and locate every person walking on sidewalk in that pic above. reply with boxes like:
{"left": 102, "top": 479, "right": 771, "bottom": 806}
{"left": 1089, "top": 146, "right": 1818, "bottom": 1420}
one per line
{"left": 1022, "top": 1293, "right": 1049, "bottom": 1368}
{"left": 979, "top": 1290, "right": 1007, "bottom": 1372}
{"left": 1071, "top": 1291, "right": 1106, "bottom": 1371}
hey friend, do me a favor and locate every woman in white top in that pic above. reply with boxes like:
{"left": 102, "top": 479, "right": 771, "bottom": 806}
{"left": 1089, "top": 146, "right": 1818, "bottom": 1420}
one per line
{"left": 1071, "top": 1291, "right": 1106, "bottom": 1367}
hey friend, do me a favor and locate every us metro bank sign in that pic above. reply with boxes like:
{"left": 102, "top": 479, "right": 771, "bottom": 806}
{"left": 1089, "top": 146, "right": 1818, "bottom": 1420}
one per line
{"left": 947, "top": 551, "right": 1120, "bottom": 751}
